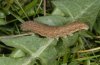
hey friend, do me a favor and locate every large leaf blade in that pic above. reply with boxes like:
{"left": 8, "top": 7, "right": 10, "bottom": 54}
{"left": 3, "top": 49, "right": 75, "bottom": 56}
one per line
{"left": 52, "top": 0, "right": 100, "bottom": 29}
{"left": 0, "top": 35, "right": 58, "bottom": 65}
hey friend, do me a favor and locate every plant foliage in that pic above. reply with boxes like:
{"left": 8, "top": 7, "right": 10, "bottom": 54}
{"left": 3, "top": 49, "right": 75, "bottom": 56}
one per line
{"left": 0, "top": 0, "right": 100, "bottom": 65}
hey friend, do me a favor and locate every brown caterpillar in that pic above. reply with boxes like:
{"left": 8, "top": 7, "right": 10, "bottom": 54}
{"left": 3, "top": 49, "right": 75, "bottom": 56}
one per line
{"left": 20, "top": 21, "right": 89, "bottom": 38}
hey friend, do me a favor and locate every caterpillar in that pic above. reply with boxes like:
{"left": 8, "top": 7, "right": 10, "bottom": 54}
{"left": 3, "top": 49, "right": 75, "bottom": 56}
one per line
{"left": 20, "top": 21, "right": 89, "bottom": 38}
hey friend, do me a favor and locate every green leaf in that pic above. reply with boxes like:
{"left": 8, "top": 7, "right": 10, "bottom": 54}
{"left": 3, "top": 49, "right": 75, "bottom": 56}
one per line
{"left": 94, "top": 11, "right": 100, "bottom": 34}
{"left": 0, "top": 10, "right": 5, "bottom": 18}
{"left": 55, "top": 33, "right": 79, "bottom": 58}
{"left": 18, "top": 0, "right": 38, "bottom": 15}
{"left": 34, "top": 16, "right": 70, "bottom": 26}
{"left": 0, "top": 35, "right": 58, "bottom": 65}
{"left": 62, "top": 33, "right": 79, "bottom": 47}
{"left": 52, "top": 8, "right": 65, "bottom": 16}
{"left": 0, "top": 57, "right": 33, "bottom": 65}
{"left": 52, "top": 0, "right": 100, "bottom": 29}
{"left": 0, "top": 18, "right": 7, "bottom": 25}
{"left": 10, "top": 49, "right": 25, "bottom": 58}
